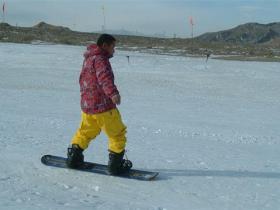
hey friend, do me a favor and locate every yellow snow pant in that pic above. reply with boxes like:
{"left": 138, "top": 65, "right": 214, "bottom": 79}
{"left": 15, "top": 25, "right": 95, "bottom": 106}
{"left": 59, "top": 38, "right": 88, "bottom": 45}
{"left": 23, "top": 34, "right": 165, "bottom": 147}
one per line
{"left": 71, "top": 108, "right": 127, "bottom": 153}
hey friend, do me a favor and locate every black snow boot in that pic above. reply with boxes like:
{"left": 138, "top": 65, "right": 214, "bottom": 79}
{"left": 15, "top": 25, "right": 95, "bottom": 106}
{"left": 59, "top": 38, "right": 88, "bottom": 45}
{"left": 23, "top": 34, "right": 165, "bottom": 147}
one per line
{"left": 66, "top": 144, "right": 84, "bottom": 168}
{"left": 108, "top": 150, "right": 133, "bottom": 175}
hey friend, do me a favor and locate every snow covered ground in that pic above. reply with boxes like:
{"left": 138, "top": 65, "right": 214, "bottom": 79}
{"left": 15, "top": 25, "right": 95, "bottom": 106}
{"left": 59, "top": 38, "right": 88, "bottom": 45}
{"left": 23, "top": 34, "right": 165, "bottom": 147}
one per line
{"left": 0, "top": 42, "right": 280, "bottom": 210}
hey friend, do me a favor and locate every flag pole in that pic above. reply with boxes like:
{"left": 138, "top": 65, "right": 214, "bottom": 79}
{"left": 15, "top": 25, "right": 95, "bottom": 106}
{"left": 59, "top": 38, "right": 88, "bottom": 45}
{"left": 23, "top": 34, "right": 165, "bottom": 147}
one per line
{"left": 2, "top": 1, "right": 5, "bottom": 23}
{"left": 102, "top": 5, "right": 106, "bottom": 31}
{"left": 191, "top": 22, "right": 193, "bottom": 53}
{"left": 189, "top": 16, "right": 194, "bottom": 54}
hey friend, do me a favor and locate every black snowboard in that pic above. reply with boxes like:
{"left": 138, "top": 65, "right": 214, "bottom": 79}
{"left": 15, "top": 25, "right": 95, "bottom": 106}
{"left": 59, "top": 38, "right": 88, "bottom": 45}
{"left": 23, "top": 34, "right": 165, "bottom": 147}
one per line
{"left": 41, "top": 155, "right": 159, "bottom": 181}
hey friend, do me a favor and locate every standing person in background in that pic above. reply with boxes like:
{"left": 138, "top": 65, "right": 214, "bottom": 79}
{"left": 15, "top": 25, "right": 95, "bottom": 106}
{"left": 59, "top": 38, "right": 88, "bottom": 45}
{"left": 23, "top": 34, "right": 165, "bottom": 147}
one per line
{"left": 205, "top": 49, "right": 211, "bottom": 63}
{"left": 126, "top": 55, "right": 130, "bottom": 64}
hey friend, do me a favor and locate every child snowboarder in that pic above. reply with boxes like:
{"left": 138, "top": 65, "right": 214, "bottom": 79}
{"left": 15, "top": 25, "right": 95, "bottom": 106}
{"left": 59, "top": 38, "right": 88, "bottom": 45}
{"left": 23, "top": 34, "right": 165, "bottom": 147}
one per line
{"left": 66, "top": 34, "right": 132, "bottom": 175}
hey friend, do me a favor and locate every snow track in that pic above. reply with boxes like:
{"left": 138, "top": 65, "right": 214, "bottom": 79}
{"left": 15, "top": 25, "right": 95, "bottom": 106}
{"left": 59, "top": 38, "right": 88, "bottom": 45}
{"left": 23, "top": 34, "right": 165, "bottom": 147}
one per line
{"left": 1, "top": 43, "right": 280, "bottom": 210}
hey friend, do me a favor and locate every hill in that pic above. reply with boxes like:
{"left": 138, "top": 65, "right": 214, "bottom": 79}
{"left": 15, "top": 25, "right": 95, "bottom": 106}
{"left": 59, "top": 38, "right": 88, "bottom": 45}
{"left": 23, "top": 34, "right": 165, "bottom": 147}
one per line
{"left": 197, "top": 22, "right": 280, "bottom": 45}
{"left": 1, "top": 21, "right": 280, "bottom": 61}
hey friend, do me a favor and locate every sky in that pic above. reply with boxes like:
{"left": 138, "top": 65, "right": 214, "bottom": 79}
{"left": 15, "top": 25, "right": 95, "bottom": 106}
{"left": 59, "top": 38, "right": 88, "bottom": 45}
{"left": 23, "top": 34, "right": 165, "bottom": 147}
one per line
{"left": 1, "top": 0, "right": 280, "bottom": 37}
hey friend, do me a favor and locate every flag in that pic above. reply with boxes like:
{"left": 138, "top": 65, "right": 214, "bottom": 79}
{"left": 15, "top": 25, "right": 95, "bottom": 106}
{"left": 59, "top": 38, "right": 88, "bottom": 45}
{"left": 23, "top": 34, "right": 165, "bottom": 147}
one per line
{"left": 189, "top": 16, "right": 194, "bottom": 26}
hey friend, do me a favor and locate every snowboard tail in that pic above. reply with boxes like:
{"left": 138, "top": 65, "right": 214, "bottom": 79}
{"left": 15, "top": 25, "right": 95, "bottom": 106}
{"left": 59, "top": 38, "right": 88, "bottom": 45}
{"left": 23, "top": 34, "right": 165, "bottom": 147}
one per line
{"left": 41, "top": 155, "right": 159, "bottom": 181}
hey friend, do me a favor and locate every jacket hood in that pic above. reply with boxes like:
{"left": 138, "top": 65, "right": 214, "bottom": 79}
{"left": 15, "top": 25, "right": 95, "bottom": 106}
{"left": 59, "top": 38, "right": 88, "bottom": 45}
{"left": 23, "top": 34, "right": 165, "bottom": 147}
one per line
{"left": 83, "top": 44, "right": 110, "bottom": 59}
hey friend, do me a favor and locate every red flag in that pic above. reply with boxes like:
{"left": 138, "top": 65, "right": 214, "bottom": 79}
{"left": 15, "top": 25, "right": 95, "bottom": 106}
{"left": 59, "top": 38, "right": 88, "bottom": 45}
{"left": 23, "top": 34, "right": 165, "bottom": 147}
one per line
{"left": 2, "top": 2, "right": 5, "bottom": 14}
{"left": 189, "top": 16, "right": 194, "bottom": 26}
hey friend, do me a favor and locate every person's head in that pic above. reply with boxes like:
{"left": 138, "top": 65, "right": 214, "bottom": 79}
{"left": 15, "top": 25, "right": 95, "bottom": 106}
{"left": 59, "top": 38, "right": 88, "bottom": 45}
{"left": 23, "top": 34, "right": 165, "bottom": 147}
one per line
{"left": 97, "top": 34, "right": 116, "bottom": 57}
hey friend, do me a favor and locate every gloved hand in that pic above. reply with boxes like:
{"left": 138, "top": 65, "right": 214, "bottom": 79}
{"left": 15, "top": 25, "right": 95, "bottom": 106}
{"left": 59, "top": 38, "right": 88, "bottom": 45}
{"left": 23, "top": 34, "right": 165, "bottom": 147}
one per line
{"left": 111, "top": 94, "right": 121, "bottom": 105}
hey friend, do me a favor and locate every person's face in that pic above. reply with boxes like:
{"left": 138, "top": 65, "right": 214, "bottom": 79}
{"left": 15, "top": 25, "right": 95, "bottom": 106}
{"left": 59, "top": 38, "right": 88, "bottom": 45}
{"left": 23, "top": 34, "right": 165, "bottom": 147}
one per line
{"left": 102, "top": 41, "right": 116, "bottom": 57}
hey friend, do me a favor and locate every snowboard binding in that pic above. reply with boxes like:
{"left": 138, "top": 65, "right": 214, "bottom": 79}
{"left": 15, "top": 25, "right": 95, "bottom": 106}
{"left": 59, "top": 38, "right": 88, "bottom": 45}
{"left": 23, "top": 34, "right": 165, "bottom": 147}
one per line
{"left": 108, "top": 150, "right": 133, "bottom": 175}
{"left": 66, "top": 144, "right": 84, "bottom": 168}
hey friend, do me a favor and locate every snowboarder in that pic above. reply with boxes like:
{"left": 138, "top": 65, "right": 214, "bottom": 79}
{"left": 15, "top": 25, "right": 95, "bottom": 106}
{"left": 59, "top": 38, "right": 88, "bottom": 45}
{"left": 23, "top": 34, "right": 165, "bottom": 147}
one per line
{"left": 66, "top": 34, "right": 132, "bottom": 175}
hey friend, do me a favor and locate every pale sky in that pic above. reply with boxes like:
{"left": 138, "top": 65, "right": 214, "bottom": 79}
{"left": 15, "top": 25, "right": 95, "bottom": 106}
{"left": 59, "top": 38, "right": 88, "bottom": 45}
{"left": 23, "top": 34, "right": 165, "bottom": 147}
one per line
{"left": 2, "top": 0, "right": 280, "bottom": 37}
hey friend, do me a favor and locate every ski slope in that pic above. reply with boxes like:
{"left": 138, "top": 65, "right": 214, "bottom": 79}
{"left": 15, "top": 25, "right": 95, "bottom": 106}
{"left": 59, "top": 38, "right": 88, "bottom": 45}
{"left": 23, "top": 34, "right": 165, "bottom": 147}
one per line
{"left": 0, "top": 43, "right": 280, "bottom": 210}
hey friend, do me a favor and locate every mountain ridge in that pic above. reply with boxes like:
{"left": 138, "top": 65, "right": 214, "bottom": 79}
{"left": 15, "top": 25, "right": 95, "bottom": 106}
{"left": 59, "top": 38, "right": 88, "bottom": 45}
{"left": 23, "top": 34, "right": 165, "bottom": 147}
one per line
{"left": 1, "top": 21, "right": 280, "bottom": 61}
{"left": 197, "top": 22, "right": 280, "bottom": 44}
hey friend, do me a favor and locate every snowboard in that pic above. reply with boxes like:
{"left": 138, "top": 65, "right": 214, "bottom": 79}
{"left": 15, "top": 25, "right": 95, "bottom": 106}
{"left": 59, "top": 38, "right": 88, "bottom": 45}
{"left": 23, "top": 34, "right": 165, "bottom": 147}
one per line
{"left": 41, "top": 155, "right": 159, "bottom": 181}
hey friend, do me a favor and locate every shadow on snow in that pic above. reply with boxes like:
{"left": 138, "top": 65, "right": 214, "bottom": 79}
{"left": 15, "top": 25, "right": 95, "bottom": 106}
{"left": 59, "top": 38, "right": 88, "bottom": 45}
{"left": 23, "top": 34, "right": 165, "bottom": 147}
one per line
{"left": 154, "top": 169, "right": 280, "bottom": 180}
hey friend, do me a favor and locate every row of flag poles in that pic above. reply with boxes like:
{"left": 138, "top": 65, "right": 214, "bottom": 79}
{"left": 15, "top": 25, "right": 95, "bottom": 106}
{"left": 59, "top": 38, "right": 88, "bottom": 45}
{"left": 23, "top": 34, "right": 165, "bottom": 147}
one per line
{"left": 0, "top": 2, "right": 194, "bottom": 39}
{"left": 101, "top": 4, "right": 195, "bottom": 38}
{"left": 102, "top": 4, "right": 194, "bottom": 38}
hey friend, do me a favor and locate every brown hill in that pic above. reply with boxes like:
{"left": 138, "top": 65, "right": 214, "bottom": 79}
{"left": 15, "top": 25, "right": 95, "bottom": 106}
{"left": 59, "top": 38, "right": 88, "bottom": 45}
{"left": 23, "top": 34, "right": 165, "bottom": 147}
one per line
{"left": 1, "top": 21, "right": 280, "bottom": 61}
{"left": 197, "top": 22, "right": 280, "bottom": 44}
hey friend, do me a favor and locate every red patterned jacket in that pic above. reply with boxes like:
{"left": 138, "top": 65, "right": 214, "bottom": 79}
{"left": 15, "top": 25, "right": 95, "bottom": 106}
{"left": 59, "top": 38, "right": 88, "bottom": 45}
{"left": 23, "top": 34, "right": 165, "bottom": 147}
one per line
{"left": 79, "top": 44, "right": 119, "bottom": 114}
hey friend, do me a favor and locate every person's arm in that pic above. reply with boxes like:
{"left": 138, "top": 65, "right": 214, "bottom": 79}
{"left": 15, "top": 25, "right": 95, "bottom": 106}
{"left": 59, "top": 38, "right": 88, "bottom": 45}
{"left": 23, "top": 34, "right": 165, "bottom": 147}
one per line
{"left": 95, "top": 57, "right": 120, "bottom": 104}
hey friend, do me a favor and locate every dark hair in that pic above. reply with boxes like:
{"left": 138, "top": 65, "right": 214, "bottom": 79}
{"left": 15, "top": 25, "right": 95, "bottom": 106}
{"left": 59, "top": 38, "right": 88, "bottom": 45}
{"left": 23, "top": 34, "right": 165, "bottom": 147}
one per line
{"left": 97, "top": 34, "right": 116, "bottom": 47}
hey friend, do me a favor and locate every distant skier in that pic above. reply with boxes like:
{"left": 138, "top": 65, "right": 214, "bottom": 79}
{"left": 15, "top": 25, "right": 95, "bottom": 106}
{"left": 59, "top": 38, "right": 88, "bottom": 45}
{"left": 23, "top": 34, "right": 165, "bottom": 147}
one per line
{"left": 126, "top": 55, "right": 130, "bottom": 64}
{"left": 205, "top": 50, "right": 211, "bottom": 63}
{"left": 67, "top": 34, "right": 132, "bottom": 175}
